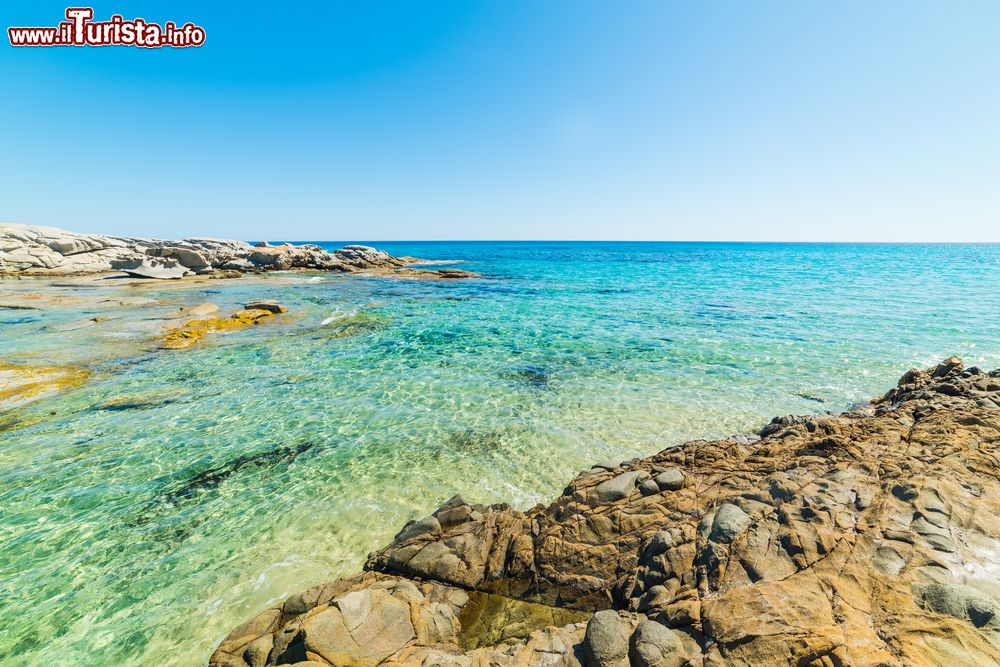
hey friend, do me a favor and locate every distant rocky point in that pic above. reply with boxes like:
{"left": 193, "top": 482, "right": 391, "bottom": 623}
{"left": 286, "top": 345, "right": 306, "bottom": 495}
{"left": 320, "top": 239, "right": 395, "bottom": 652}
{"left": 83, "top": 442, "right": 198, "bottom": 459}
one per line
{"left": 0, "top": 224, "right": 475, "bottom": 279}
{"left": 211, "top": 357, "right": 1000, "bottom": 666}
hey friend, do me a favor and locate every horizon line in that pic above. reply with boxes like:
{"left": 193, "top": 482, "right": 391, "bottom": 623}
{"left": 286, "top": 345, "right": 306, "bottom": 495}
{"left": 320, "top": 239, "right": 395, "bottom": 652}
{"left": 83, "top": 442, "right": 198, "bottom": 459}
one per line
{"left": 262, "top": 239, "right": 1000, "bottom": 244}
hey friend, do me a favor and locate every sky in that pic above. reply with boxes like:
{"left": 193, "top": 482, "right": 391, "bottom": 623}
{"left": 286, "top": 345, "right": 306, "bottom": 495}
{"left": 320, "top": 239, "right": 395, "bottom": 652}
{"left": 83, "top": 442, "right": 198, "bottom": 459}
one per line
{"left": 2, "top": 1, "right": 999, "bottom": 241}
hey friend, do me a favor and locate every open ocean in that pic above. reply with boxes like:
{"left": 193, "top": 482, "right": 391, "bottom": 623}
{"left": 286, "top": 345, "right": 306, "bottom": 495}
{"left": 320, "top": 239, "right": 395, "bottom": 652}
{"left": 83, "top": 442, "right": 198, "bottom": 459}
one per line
{"left": 2, "top": 241, "right": 1000, "bottom": 665}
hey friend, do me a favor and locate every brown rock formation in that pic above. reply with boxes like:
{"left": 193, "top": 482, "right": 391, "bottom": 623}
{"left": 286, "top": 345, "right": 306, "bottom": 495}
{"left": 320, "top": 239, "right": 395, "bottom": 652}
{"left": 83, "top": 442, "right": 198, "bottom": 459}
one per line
{"left": 211, "top": 358, "right": 1000, "bottom": 666}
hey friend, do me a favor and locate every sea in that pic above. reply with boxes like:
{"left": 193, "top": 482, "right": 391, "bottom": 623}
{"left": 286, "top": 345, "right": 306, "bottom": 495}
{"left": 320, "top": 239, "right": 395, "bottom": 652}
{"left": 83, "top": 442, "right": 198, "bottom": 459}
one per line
{"left": 1, "top": 241, "right": 999, "bottom": 665}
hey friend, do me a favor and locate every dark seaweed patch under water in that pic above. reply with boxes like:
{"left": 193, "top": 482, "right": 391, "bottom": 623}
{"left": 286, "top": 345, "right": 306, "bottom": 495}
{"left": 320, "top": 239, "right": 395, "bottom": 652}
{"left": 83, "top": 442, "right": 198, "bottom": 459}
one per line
{"left": 100, "top": 399, "right": 181, "bottom": 412}
{"left": 92, "top": 393, "right": 188, "bottom": 412}
{"left": 314, "top": 312, "right": 386, "bottom": 339}
{"left": 163, "top": 442, "right": 316, "bottom": 505}
{"left": 1, "top": 315, "right": 42, "bottom": 325}
{"left": 0, "top": 412, "right": 25, "bottom": 433}
{"left": 446, "top": 428, "right": 509, "bottom": 452}
{"left": 508, "top": 365, "right": 551, "bottom": 389}
{"left": 111, "top": 442, "right": 318, "bottom": 562}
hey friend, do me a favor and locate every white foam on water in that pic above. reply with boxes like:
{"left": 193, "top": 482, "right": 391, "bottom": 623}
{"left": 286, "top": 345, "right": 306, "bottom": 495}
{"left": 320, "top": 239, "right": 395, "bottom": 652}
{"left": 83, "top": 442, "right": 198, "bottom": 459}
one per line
{"left": 410, "top": 259, "right": 464, "bottom": 266}
{"left": 321, "top": 307, "right": 358, "bottom": 326}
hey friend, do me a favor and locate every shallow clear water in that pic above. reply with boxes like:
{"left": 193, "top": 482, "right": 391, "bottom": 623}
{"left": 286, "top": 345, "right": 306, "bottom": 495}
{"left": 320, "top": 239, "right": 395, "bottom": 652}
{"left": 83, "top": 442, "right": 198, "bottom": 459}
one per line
{"left": 1, "top": 242, "right": 999, "bottom": 665}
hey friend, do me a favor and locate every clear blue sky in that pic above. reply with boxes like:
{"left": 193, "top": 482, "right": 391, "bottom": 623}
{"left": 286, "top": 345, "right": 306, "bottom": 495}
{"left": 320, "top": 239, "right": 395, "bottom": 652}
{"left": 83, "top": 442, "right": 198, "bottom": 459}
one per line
{"left": 2, "top": 1, "right": 999, "bottom": 241}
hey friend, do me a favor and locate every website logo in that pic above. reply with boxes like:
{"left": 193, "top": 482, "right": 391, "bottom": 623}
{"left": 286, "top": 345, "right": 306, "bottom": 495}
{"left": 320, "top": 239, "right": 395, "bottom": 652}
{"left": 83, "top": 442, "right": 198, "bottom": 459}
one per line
{"left": 8, "top": 7, "right": 206, "bottom": 48}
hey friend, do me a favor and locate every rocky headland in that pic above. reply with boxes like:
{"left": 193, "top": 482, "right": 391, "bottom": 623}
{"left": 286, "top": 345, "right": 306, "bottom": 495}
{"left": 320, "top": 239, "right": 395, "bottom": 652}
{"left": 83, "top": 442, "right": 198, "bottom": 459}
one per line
{"left": 0, "top": 224, "right": 475, "bottom": 280}
{"left": 211, "top": 357, "right": 1000, "bottom": 667}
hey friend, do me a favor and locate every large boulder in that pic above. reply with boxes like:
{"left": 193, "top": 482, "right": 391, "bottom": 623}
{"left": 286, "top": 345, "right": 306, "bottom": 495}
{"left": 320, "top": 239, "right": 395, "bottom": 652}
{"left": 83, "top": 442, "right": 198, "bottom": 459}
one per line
{"left": 162, "top": 246, "right": 213, "bottom": 273}
{"left": 118, "top": 258, "right": 190, "bottom": 280}
{"left": 299, "top": 588, "right": 415, "bottom": 665}
{"left": 629, "top": 619, "right": 686, "bottom": 667}
{"left": 583, "top": 610, "right": 629, "bottom": 667}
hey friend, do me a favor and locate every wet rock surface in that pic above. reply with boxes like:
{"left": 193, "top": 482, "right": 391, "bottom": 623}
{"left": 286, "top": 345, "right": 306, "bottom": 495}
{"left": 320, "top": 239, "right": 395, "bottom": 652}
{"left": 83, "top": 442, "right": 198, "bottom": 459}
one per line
{"left": 160, "top": 307, "right": 286, "bottom": 349}
{"left": 0, "top": 362, "right": 89, "bottom": 408}
{"left": 212, "top": 358, "right": 1000, "bottom": 666}
{"left": 0, "top": 224, "right": 466, "bottom": 279}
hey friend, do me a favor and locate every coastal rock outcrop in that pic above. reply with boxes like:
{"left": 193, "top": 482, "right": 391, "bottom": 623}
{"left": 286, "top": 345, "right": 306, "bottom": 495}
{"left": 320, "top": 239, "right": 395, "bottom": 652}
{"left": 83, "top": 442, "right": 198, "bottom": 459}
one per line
{"left": 0, "top": 224, "right": 424, "bottom": 278}
{"left": 211, "top": 358, "right": 1000, "bottom": 666}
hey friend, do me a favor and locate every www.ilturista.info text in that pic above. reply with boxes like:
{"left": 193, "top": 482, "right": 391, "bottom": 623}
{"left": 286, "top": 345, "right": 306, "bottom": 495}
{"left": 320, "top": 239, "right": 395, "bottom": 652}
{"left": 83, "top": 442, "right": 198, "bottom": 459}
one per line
{"left": 8, "top": 8, "right": 205, "bottom": 48}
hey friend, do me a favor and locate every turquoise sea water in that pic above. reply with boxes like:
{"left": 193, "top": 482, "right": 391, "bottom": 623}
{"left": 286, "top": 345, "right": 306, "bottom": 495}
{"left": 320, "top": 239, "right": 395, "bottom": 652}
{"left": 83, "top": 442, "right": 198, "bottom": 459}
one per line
{"left": 2, "top": 242, "right": 1000, "bottom": 665}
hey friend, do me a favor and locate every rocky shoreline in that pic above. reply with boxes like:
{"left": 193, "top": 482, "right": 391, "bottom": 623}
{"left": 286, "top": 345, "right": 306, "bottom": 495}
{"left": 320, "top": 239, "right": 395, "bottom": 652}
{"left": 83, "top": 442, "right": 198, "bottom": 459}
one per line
{"left": 0, "top": 224, "right": 475, "bottom": 280}
{"left": 0, "top": 224, "right": 477, "bottom": 411}
{"left": 211, "top": 357, "right": 1000, "bottom": 666}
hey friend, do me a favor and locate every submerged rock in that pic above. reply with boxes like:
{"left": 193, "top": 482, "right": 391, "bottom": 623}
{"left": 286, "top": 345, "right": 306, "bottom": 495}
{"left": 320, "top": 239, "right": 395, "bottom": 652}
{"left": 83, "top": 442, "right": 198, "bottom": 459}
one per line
{"left": 316, "top": 311, "right": 384, "bottom": 339}
{"left": 0, "top": 362, "right": 89, "bottom": 408}
{"left": 51, "top": 316, "right": 109, "bottom": 332}
{"left": 174, "top": 303, "right": 219, "bottom": 318}
{"left": 244, "top": 300, "right": 287, "bottom": 314}
{"left": 383, "top": 267, "right": 479, "bottom": 280}
{"left": 160, "top": 308, "right": 284, "bottom": 349}
{"left": 212, "top": 359, "right": 1000, "bottom": 666}
{"left": 98, "top": 296, "right": 158, "bottom": 308}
